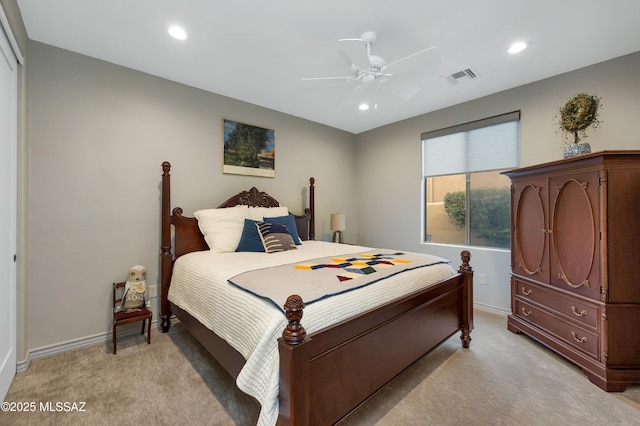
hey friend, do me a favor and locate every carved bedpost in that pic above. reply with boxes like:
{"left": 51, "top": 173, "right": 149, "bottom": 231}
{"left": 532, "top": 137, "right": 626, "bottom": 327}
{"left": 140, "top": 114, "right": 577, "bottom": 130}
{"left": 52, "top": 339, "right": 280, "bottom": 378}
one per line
{"left": 160, "top": 161, "right": 173, "bottom": 332}
{"left": 309, "top": 177, "right": 315, "bottom": 240}
{"left": 459, "top": 250, "right": 474, "bottom": 348}
{"left": 282, "top": 295, "right": 307, "bottom": 344}
{"left": 278, "top": 295, "right": 310, "bottom": 424}
{"left": 460, "top": 250, "right": 472, "bottom": 272}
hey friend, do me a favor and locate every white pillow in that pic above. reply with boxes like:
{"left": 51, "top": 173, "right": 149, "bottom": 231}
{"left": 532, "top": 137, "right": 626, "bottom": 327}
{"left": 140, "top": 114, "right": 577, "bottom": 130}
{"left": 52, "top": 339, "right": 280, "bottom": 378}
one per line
{"left": 194, "top": 206, "right": 249, "bottom": 252}
{"left": 248, "top": 206, "right": 289, "bottom": 221}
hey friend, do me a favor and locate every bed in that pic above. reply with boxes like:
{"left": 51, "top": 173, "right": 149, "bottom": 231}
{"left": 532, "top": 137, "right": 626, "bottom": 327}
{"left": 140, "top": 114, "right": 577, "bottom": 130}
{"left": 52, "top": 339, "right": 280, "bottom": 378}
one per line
{"left": 159, "top": 161, "right": 474, "bottom": 425}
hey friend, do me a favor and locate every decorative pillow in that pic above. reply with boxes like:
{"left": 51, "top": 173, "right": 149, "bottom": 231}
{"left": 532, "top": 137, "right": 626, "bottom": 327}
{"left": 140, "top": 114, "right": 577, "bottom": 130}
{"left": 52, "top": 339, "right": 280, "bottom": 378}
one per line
{"left": 235, "top": 219, "right": 265, "bottom": 252}
{"left": 256, "top": 221, "right": 297, "bottom": 253}
{"left": 248, "top": 206, "right": 289, "bottom": 221}
{"left": 264, "top": 214, "right": 302, "bottom": 245}
{"left": 194, "top": 206, "right": 249, "bottom": 252}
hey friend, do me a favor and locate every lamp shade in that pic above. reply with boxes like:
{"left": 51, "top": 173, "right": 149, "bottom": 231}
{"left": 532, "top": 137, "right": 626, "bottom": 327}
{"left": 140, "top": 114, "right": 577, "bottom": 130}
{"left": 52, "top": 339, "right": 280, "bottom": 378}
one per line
{"left": 330, "top": 213, "right": 346, "bottom": 231}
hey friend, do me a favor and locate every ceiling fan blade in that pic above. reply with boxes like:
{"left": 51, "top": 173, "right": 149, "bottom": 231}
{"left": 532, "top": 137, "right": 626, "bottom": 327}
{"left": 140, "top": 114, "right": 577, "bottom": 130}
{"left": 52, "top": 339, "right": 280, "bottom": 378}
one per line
{"left": 339, "top": 84, "right": 370, "bottom": 109}
{"left": 301, "top": 76, "right": 357, "bottom": 91}
{"left": 385, "top": 46, "right": 441, "bottom": 78}
{"left": 338, "top": 38, "right": 371, "bottom": 71}
{"left": 379, "top": 79, "right": 421, "bottom": 101}
{"left": 301, "top": 76, "right": 352, "bottom": 81}
{"left": 337, "top": 48, "right": 355, "bottom": 68}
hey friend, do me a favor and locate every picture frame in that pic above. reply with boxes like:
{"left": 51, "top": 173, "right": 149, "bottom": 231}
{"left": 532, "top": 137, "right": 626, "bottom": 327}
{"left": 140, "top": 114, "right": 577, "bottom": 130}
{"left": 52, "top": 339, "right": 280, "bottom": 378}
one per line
{"left": 222, "top": 119, "right": 275, "bottom": 177}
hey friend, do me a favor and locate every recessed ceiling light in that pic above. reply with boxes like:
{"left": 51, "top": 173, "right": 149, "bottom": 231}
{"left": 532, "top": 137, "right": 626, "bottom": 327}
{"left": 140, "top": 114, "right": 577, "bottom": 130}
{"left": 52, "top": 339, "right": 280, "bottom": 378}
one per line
{"left": 358, "top": 103, "right": 370, "bottom": 111}
{"left": 508, "top": 41, "right": 529, "bottom": 54}
{"left": 168, "top": 26, "right": 187, "bottom": 41}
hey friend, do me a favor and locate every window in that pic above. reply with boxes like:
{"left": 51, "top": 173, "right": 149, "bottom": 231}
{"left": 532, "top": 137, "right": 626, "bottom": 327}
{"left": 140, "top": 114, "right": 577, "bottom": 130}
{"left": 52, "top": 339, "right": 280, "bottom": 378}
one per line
{"left": 422, "top": 112, "right": 520, "bottom": 249}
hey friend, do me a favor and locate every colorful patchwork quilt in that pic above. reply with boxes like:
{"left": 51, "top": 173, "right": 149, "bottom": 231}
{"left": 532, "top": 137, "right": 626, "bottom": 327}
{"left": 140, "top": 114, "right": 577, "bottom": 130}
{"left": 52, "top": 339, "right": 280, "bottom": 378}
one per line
{"left": 227, "top": 249, "right": 450, "bottom": 312}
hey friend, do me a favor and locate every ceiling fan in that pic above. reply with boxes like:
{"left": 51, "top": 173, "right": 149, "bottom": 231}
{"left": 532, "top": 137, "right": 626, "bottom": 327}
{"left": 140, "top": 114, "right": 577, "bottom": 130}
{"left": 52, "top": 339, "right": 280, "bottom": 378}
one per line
{"left": 302, "top": 31, "right": 441, "bottom": 101}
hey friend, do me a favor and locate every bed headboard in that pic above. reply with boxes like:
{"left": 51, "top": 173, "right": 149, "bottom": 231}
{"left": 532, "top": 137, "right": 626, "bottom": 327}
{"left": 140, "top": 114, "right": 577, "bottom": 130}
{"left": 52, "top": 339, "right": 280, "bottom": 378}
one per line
{"left": 217, "top": 185, "right": 314, "bottom": 247}
{"left": 159, "top": 161, "right": 315, "bottom": 330}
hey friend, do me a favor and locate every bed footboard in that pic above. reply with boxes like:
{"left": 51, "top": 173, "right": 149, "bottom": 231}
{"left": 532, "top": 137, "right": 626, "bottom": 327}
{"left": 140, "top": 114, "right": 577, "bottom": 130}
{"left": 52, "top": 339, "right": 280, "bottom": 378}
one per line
{"left": 277, "top": 251, "right": 473, "bottom": 425}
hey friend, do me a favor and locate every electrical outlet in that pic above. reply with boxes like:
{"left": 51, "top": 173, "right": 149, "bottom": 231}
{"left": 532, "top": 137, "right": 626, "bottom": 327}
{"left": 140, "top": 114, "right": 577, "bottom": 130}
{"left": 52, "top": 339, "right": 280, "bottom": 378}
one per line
{"left": 478, "top": 274, "right": 487, "bottom": 285}
{"left": 148, "top": 284, "right": 157, "bottom": 298}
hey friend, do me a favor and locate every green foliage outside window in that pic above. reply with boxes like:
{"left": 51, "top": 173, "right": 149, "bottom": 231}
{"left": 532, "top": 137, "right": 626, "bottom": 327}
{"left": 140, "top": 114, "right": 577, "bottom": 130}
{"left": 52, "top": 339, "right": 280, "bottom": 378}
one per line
{"left": 443, "top": 191, "right": 466, "bottom": 228}
{"left": 443, "top": 187, "right": 511, "bottom": 248}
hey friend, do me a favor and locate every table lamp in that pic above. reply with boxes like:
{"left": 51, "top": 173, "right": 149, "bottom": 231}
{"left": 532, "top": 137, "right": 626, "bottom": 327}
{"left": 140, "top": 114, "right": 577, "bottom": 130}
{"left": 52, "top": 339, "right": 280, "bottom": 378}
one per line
{"left": 330, "top": 213, "right": 345, "bottom": 243}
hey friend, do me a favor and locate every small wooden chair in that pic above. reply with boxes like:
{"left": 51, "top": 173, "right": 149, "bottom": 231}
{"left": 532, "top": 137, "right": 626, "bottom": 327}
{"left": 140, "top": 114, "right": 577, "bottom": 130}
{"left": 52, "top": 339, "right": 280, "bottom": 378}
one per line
{"left": 112, "top": 282, "right": 152, "bottom": 354}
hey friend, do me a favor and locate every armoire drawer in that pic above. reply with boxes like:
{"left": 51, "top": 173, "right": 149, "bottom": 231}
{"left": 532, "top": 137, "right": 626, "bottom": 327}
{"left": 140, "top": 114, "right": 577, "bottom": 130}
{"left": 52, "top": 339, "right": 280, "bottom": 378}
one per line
{"left": 514, "top": 299, "right": 600, "bottom": 360}
{"left": 513, "top": 278, "right": 599, "bottom": 330}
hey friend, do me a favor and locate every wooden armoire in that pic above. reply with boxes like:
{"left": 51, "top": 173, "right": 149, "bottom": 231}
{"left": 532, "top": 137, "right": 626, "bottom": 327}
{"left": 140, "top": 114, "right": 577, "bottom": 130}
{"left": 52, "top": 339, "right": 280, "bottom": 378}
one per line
{"left": 503, "top": 150, "right": 640, "bottom": 391}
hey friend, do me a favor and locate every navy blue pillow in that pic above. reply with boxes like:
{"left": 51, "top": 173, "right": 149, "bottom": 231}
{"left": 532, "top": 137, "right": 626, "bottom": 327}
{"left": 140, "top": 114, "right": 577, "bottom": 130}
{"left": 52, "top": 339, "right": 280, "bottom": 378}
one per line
{"left": 235, "top": 219, "right": 265, "bottom": 252}
{"left": 264, "top": 214, "right": 302, "bottom": 245}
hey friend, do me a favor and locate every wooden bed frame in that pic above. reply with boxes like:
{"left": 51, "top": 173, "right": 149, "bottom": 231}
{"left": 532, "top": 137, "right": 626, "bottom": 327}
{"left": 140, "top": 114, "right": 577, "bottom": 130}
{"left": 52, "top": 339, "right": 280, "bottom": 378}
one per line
{"left": 159, "top": 161, "right": 474, "bottom": 425}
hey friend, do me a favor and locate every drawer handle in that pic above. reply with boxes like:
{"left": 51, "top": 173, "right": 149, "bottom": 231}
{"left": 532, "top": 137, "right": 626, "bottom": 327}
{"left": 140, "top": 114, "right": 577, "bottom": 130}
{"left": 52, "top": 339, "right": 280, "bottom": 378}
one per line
{"left": 521, "top": 287, "right": 532, "bottom": 296}
{"left": 571, "top": 331, "right": 587, "bottom": 344}
{"left": 571, "top": 306, "right": 587, "bottom": 317}
{"left": 521, "top": 307, "right": 532, "bottom": 317}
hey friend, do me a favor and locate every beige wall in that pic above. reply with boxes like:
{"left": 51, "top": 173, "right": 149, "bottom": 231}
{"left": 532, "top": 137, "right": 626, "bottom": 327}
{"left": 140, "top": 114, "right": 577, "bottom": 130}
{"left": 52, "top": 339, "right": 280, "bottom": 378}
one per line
{"left": 26, "top": 42, "right": 356, "bottom": 353}
{"left": 354, "top": 51, "right": 640, "bottom": 311}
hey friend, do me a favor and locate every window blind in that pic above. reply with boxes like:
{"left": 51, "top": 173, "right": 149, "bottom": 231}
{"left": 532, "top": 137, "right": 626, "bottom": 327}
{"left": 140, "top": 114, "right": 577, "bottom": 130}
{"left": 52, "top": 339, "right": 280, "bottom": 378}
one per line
{"left": 422, "top": 111, "right": 520, "bottom": 177}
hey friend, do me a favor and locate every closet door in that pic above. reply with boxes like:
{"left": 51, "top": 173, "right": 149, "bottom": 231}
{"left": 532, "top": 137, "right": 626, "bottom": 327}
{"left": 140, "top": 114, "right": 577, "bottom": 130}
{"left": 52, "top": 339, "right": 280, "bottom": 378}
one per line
{"left": 0, "top": 13, "right": 18, "bottom": 401}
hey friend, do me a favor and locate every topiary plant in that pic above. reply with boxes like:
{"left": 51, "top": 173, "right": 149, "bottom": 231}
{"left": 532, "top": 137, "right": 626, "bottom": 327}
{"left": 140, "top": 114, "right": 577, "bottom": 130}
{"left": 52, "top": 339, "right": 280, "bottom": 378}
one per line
{"left": 556, "top": 93, "right": 602, "bottom": 144}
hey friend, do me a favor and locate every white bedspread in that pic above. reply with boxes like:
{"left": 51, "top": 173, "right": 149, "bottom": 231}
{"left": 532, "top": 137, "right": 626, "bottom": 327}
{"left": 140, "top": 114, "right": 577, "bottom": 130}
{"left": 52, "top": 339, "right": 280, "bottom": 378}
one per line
{"left": 168, "top": 241, "right": 456, "bottom": 426}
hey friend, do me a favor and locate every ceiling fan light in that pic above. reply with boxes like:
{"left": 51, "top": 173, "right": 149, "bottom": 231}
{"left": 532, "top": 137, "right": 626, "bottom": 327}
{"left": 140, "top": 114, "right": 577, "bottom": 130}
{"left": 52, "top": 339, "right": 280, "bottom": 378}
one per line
{"left": 508, "top": 41, "right": 529, "bottom": 54}
{"left": 362, "top": 74, "right": 376, "bottom": 83}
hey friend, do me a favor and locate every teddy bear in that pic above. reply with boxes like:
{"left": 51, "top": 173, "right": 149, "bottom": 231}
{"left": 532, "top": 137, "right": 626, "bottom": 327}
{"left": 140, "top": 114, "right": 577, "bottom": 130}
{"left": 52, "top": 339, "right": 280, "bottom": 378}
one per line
{"left": 121, "top": 265, "right": 148, "bottom": 311}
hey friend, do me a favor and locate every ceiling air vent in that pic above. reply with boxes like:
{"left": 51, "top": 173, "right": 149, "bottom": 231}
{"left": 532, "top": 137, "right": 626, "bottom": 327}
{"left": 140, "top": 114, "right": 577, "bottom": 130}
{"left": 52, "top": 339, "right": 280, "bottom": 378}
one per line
{"left": 444, "top": 68, "right": 479, "bottom": 85}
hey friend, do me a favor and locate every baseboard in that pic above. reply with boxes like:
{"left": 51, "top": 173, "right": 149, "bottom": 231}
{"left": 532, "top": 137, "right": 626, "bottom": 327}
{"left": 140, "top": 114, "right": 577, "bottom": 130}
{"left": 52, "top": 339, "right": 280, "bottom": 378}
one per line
{"left": 17, "top": 320, "right": 159, "bottom": 373}
{"left": 473, "top": 301, "right": 510, "bottom": 316}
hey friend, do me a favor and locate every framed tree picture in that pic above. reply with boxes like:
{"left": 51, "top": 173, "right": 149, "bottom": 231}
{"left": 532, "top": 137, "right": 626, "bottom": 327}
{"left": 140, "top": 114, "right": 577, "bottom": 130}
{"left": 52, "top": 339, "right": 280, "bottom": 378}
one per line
{"left": 222, "top": 119, "right": 275, "bottom": 177}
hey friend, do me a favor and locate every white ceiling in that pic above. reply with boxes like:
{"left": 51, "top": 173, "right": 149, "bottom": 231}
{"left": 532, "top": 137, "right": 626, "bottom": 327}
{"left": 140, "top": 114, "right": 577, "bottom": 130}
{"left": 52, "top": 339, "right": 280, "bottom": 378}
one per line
{"left": 16, "top": 0, "right": 640, "bottom": 134}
